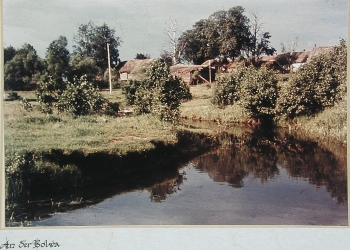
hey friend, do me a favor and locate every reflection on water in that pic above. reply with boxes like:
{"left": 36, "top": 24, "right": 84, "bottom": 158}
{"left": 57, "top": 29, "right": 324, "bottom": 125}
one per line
{"left": 6, "top": 126, "right": 347, "bottom": 226}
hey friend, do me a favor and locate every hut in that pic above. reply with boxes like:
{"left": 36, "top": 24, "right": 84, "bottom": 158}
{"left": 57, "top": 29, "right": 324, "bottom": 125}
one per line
{"left": 116, "top": 59, "right": 157, "bottom": 81}
{"left": 170, "top": 63, "right": 215, "bottom": 85}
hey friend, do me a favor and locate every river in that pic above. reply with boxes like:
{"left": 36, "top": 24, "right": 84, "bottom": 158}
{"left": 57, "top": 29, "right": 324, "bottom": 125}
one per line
{"left": 6, "top": 126, "right": 348, "bottom": 226}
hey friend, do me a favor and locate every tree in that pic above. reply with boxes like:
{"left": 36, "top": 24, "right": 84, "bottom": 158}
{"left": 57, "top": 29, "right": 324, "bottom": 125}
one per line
{"left": 280, "top": 36, "right": 299, "bottom": 71}
{"left": 4, "top": 43, "right": 43, "bottom": 90}
{"left": 44, "top": 36, "right": 71, "bottom": 89}
{"left": 164, "top": 18, "right": 187, "bottom": 65}
{"left": 135, "top": 53, "right": 150, "bottom": 59}
{"left": 4, "top": 46, "right": 16, "bottom": 64}
{"left": 68, "top": 54, "right": 98, "bottom": 82}
{"left": 178, "top": 6, "right": 251, "bottom": 64}
{"left": 73, "top": 21, "right": 122, "bottom": 72}
{"left": 245, "top": 11, "right": 276, "bottom": 61}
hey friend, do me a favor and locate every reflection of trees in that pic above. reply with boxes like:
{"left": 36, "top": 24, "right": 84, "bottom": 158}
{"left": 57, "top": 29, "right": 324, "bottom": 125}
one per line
{"left": 193, "top": 128, "right": 347, "bottom": 204}
{"left": 275, "top": 136, "right": 347, "bottom": 204}
{"left": 196, "top": 133, "right": 279, "bottom": 187}
{"left": 148, "top": 172, "right": 185, "bottom": 202}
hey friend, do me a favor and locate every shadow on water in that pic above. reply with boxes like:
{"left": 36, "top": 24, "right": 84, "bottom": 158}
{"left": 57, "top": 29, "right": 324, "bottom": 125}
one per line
{"left": 5, "top": 124, "right": 347, "bottom": 226}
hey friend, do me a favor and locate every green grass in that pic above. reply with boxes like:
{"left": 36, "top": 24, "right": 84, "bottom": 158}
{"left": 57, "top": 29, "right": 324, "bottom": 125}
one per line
{"left": 4, "top": 93, "right": 177, "bottom": 156}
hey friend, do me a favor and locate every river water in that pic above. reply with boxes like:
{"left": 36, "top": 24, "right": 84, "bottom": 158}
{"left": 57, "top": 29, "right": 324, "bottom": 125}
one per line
{"left": 6, "top": 127, "right": 348, "bottom": 226}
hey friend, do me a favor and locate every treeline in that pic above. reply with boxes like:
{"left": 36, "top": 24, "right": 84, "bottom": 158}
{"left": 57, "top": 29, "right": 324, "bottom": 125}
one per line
{"left": 4, "top": 22, "right": 121, "bottom": 91}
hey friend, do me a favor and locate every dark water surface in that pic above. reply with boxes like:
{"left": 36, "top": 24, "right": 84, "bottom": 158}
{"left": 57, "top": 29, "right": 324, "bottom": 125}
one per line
{"left": 7, "top": 126, "right": 347, "bottom": 226}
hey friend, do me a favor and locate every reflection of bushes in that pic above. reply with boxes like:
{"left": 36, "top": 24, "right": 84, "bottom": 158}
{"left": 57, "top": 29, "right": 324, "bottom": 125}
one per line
{"left": 193, "top": 129, "right": 346, "bottom": 204}
{"left": 196, "top": 136, "right": 279, "bottom": 187}
{"left": 148, "top": 173, "right": 184, "bottom": 202}
{"left": 275, "top": 136, "right": 347, "bottom": 204}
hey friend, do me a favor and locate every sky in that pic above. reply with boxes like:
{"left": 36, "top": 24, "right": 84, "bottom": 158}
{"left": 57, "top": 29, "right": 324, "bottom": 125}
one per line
{"left": 2, "top": 0, "right": 349, "bottom": 61}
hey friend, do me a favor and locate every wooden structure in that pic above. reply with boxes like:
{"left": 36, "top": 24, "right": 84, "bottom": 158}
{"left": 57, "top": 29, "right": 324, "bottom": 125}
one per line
{"left": 169, "top": 63, "right": 215, "bottom": 84}
{"left": 116, "top": 59, "right": 157, "bottom": 81}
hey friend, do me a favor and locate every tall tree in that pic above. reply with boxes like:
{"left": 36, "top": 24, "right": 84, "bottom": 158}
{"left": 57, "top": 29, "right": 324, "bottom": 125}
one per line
{"left": 4, "top": 43, "right": 43, "bottom": 90}
{"left": 178, "top": 6, "right": 251, "bottom": 64}
{"left": 164, "top": 18, "right": 187, "bottom": 65}
{"left": 73, "top": 21, "right": 122, "bottom": 71}
{"left": 4, "top": 46, "right": 16, "bottom": 64}
{"left": 245, "top": 11, "right": 276, "bottom": 61}
{"left": 44, "top": 36, "right": 71, "bottom": 88}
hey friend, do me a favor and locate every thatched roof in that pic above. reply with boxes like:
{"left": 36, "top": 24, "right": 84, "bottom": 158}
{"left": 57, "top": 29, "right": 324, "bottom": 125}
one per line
{"left": 259, "top": 46, "right": 333, "bottom": 66}
{"left": 307, "top": 46, "right": 332, "bottom": 62}
{"left": 116, "top": 59, "right": 157, "bottom": 73}
{"left": 169, "top": 63, "right": 208, "bottom": 74}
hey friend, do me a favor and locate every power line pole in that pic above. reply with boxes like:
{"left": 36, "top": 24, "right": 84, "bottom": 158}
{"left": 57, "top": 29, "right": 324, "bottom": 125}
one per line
{"left": 107, "top": 43, "right": 112, "bottom": 95}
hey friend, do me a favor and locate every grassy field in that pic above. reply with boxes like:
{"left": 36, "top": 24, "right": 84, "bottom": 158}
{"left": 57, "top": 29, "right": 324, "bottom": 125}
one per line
{"left": 4, "top": 89, "right": 180, "bottom": 156}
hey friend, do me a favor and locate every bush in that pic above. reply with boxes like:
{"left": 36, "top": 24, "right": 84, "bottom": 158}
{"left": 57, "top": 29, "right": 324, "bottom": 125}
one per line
{"left": 212, "top": 66, "right": 278, "bottom": 121}
{"left": 122, "top": 80, "right": 142, "bottom": 105}
{"left": 57, "top": 77, "right": 107, "bottom": 115}
{"left": 123, "top": 59, "right": 192, "bottom": 123}
{"left": 6, "top": 91, "right": 21, "bottom": 101}
{"left": 35, "top": 78, "right": 60, "bottom": 114}
{"left": 239, "top": 66, "right": 278, "bottom": 120}
{"left": 276, "top": 39, "right": 347, "bottom": 119}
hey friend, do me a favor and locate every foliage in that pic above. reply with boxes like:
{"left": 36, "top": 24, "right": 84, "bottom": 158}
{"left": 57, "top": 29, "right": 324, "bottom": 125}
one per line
{"left": 212, "top": 66, "right": 278, "bottom": 121}
{"left": 73, "top": 21, "right": 122, "bottom": 71}
{"left": 179, "top": 6, "right": 254, "bottom": 64}
{"left": 57, "top": 77, "right": 107, "bottom": 115}
{"left": 238, "top": 66, "right": 278, "bottom": 120}
{"left": 135, "top": 53, "right": 150, "bottom": 59}
{"left": 4, "top": 46, "right": 16, "bottom": 64}
{"left": 6, "top": 91, "right": 21, "bottom": 101}
{"left": 123, "top": 60, "right": 192, "bottom": 123}
{"left": 4, "top": 43, "right": 44, "bottom": 90}
{"left": 20, "top": 98, "right": 33, "bottom": 111}
{"left": 122, "top": 80, "right": 142, "bottom": 105}
{"left": 68, "top": 54, "right": 99, "bottom": 82}
{"left": 276, "top": 39, "right": 347, "bottom": 119}
{"left": 35, "top": 77, "right": 60, "bottom": 114}
{"left": 44, "top": 36, "right": 71, "bottom": 89}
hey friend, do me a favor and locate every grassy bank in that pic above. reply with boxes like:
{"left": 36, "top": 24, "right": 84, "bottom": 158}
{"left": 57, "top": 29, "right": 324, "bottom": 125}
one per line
{"left": 180, "top": 82, "right": 346, "bottom": 144}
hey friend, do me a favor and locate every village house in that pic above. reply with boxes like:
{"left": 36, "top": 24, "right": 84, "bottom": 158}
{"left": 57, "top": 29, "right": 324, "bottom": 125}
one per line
{"left": 169, "top": 63, "right": 215, "bottom": 84}
{"left": 116, "top": 59, "right": 157, "bottom": 81}
{"left": 258, "top": 45, "right": 333, "bottom": 73}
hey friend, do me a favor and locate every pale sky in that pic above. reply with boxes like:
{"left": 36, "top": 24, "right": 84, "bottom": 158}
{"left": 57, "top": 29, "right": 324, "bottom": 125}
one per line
{"left": 2, "top": 0, "right": 348, "bottom": 61}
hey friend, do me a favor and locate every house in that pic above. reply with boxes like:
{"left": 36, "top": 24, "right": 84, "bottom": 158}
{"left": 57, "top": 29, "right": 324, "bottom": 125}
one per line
{"left": 258, "top": 45, "right": 333, "bottom": 72}
{"left": 169, "top": 63, "right": 215, "bottom": 84}
{"left": 116, "top": 59, "right": 157, "bottom": 81}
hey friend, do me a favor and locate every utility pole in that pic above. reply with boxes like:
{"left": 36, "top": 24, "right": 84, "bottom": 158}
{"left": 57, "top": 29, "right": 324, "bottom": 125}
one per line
{"left": 209, "top": 60, "right": 211, "bottom": 84}
{"left": 107, "top": 43, "right": 112, "bottom": 95}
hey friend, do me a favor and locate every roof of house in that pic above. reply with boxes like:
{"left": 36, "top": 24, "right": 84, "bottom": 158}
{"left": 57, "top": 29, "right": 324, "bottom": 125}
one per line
{"left": 169, "top": 63, "right": 209, "bottom": 74}
{"left": 258, "top": 46, "right": 333, "bottom": 65}
{"left": 116, "top": 59, "right": 157, "bottom": 73}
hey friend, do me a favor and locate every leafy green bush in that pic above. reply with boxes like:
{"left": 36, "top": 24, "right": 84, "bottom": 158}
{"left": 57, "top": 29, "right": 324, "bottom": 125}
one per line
{"left": 212, "top": 66, "right": 278, "bottom": 121}
{"left": 239, "top": 66, "right": 278, "bottom": 120}
{"left": 35, "top": 78, "right": 59, "bottom": 114}
{"left": 123, "top": 59, "right": 192, "bottom": 123}
{"left": 36, "top": 76, "right": 109, "bottom": 115}
{"left": 57, "top": 77, "right": 107, "bottom": 115}
{"left": 122, "top": 80, "right": 142, "bottom": 105}
{"left": 276, "top": 39, "right": 347, "bottom": 119}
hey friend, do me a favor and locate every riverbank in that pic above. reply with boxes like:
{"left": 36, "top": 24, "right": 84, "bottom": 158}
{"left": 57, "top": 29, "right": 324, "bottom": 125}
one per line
{"left": 180, "top": 83, "right": 347, "bottom": 144}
